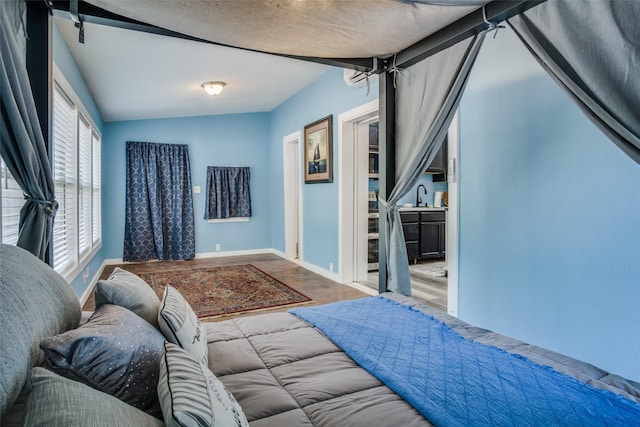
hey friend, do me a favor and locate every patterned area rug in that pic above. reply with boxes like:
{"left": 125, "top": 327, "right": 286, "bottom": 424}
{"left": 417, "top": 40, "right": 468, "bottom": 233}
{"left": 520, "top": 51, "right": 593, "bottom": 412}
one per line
{"left": 139, "top": 264, "right": 312, "bottom": 319}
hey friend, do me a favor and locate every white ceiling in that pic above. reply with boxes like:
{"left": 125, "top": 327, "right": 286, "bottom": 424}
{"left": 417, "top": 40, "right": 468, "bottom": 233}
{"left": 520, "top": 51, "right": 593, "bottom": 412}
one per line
{"left": 86, "top": 0, "right": 486, "bottom": 58}
{"left": 55, "top": 17, "right": 331, "bottom": 122}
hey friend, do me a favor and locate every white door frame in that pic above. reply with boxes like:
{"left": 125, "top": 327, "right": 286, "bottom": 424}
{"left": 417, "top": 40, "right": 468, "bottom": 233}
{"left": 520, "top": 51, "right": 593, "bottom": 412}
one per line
{"left": 446, "top": 112, "right": 460, "bottom": 317}
{"left": 283, "top": 131, "right": 303, "bottom": 261}
{"left": 338, "top": 100, "right": 379, "bottom": 283}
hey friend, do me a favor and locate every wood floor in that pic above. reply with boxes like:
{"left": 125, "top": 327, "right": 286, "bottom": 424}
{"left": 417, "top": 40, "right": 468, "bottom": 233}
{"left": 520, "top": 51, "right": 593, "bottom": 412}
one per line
{"left": 83, "top": 253, "right": 369, "bottom": 320}
{"left": 360, "top": 260, "right": 448, "bottom": 312}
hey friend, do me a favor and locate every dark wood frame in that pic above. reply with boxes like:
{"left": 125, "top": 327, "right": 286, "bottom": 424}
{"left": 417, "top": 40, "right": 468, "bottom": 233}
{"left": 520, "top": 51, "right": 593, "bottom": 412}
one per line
{"left": 304, "top": 115, "right": 333, "bottom": 184}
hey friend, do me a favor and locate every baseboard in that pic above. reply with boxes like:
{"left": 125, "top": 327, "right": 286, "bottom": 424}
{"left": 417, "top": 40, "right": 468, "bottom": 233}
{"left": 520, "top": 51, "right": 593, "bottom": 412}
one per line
{"left": 79, "top": 259, "right": 108, "bottom": 306}
{"left": 195, "top": 248, "right": 274, "bottom": 259}
{"left": 345, "top": 281, "right": 377, "bottom": 296}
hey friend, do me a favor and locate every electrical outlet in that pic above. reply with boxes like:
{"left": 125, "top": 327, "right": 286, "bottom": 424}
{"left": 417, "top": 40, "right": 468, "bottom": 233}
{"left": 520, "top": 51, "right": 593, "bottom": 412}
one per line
{"left": 83, "top": 267, "right": 89, "bottom": 279}
{"left": 329, "top": 263, "right": 334, "bottom": 273}
{"left": 215, "top": 244, "right": 221, "bottom": 252}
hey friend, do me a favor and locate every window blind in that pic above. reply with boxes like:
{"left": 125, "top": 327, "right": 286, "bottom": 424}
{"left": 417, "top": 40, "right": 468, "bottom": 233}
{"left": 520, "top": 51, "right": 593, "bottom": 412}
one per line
{"left": 52, "top": 84, "right": 77, "bottom": 275}
{"left": 78, "top": 114, "right": 92, "bottom": 258}
{"left": 92, "top": 131, "right": 101, "bottom": 246}
{"left": 0, "top": 157, "right": 23, "bottom": 245}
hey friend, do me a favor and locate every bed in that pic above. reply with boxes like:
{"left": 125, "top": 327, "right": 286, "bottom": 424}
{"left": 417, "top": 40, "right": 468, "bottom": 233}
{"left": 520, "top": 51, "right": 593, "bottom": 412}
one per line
{"left": 3, "top": 242, "right": 640, "bottom": 426}
{"left": 205, "top": 293, "right": 640, "bottom": 426}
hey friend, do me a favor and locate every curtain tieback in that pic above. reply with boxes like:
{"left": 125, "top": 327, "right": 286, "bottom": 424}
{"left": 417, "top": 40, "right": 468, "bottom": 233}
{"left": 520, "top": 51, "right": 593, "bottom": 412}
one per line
{"left": 25, "top": 197, "right": 59, "bottom": 216}
{"left": 387, "top": 54, "right": 404, "bottom": 89}
{"left": 378, "top": 198, "right": 401, "bottom": 214}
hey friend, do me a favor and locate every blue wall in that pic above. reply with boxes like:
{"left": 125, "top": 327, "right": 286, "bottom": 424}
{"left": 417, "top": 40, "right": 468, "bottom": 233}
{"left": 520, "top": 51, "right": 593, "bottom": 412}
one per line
{"left": 458, "top": 28, "right": 640, "bottom": 381}
{"left": 269, "top": 69, "right": 377, "bottom": 272}
{"left": 101, "top": 114, "right": 272, "bottom": 259}
{"left": 397, "top": 175, "right": 448, "bottom": 207}
{"left": 53, "top": 22, "right": 105, "bottom": 296}
{"left": 53, "top": 23, "right": 104, "bottom": 130}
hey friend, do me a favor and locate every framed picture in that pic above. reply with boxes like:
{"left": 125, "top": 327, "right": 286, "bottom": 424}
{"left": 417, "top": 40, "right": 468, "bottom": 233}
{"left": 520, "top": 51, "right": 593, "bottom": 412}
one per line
{"left": 304, "top": 115, "right": 333, "bottom": 183}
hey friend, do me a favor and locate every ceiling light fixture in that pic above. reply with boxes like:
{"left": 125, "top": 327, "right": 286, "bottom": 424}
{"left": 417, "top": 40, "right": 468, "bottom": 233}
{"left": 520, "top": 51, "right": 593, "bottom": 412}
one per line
{"left": 201, "top": 81, "right": 226, "bottom": 96}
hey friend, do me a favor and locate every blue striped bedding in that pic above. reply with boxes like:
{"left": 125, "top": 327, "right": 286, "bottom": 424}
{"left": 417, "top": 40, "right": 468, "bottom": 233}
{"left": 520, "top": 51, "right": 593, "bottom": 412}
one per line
{"left": 290, "top": 296, "right": 640, "bottom": 426}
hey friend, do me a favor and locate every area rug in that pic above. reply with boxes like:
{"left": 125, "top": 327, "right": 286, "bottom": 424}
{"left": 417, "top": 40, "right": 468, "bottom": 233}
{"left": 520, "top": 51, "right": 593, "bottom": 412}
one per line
{"left": 139, "top": 264, "right": 312, "bottom": 319}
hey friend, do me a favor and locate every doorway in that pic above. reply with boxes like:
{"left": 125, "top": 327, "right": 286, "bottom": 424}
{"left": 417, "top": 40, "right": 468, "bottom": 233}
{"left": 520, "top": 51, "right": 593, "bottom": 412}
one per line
{"left": 283, "top": 131, "right": 302, "bottom": 260}
{"left": 338, "top": 100, "right": 378, "bottom": 284}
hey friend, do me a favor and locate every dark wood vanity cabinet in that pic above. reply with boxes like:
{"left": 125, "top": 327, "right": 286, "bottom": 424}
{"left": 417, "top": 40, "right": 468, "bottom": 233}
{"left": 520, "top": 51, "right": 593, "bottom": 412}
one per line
{"left": 401, "top": 210, "right": 445, "bottom": 261}
{"left": 400, "top": 212, "right": 420, "bottom": 261}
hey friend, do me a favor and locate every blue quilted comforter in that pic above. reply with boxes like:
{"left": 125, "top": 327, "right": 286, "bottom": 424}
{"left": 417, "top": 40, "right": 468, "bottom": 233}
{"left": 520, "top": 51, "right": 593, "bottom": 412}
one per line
{"left": 290, "top": 296, "right": 640, "bottom": 426}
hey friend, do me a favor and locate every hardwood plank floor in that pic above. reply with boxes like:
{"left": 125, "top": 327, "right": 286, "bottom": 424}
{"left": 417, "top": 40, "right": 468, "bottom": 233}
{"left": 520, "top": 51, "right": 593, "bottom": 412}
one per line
{"left": 83, "top": 253, "right": 369, "bottom": 321}
{"left": 360, "top": 260, "right": 448, "bottom": 312}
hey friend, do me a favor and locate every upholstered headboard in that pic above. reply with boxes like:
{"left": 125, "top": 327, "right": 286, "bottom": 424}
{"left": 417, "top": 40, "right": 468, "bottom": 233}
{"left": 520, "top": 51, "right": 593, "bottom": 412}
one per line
{"left": 0, "top": 244, "right": 81, "bottom": 417}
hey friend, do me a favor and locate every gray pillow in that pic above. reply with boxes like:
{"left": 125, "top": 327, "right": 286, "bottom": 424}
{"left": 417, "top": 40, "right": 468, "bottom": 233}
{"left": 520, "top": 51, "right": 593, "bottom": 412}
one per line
{"left": 158, "top": 285, "right": 208, "bottom": 365}
{"left": 95, "top": 267, "right": 160, "bottom": 328}
{"left": 0, "top": 243, "right": 80, "bottom": 416}
{"left": 158, "top": 342, "right": 249, "bottom": 427}
{"left": 22, "top": 367, "right": 164, "bottom": 427}
{"left": 39, "top": 304, "right": 165, "bottom": 418}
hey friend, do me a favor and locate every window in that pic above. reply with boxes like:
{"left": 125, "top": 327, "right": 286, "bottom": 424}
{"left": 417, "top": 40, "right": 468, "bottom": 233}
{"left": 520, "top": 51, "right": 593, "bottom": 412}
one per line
{"left": 0, "top": 157, "right": 23, "bottom": 245}
{"left": 51, "top": 74, "right": 101, "bottom": 278}
{"left": 92, "top": 131, "right": 101, "bottom": 246}
{"left": 0, "top": 68, "right": 101, "bottom": 279}
{"left": 53, "top": 84, "right": 78, "bottom": 274}
{"left": 78, "top": 115, "right": 92, "bottom": 257}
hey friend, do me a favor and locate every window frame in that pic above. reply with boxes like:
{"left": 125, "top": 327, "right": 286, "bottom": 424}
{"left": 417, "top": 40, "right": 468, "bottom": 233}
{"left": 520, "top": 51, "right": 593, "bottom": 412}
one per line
{"left": 52, "top": 65, "right": 102, "bottom": 281}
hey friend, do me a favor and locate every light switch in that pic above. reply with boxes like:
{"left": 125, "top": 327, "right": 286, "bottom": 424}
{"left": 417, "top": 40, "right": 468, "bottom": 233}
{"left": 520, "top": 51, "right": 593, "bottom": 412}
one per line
{"left": 447, "top": 158, "right": 456, "bottom": 183}
{"left": 193, "top": 186, "right": 201, "bottom": 194}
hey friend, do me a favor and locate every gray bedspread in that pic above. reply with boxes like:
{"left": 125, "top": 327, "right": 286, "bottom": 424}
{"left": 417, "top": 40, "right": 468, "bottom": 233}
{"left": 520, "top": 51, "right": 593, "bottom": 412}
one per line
{"left": 204, "top": 293, "right": 640, "bottom": 426}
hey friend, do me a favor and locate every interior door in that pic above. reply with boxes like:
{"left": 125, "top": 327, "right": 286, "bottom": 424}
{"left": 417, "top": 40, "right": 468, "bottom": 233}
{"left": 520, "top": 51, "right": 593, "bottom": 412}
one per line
{"left": 283, "top": 133, "right": 301, "bottom": 260}
{"left": 353, "top": 119, "right": 372, "bottom": 281}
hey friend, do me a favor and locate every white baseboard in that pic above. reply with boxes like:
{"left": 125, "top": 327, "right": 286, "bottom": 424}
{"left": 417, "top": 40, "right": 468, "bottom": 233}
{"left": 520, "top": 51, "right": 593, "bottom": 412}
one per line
{"left": 195, "top": 248, "right": 273, "bottom": 259}
{"left": 345, "top": 281, "right": 377, "bottom": 296}
{"left": 79, "top": 259, "right": 108, "bottom": 306}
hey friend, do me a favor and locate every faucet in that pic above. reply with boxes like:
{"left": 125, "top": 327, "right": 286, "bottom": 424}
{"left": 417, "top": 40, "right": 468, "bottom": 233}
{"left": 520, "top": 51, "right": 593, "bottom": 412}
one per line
{"left": 416, "top": 184, "right": 427, "bottom": 207}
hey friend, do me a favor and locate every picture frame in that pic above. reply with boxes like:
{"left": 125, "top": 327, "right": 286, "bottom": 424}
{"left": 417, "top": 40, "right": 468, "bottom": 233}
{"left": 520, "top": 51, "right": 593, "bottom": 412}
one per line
{"left": 304, "top": 115, "right": 333, "bottom": 183}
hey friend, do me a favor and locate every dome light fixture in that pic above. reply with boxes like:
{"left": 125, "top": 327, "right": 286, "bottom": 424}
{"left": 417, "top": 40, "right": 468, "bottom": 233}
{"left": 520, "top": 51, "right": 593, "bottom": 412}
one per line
{"left": 201, "top": 81, "right": 226, "bottom": 96}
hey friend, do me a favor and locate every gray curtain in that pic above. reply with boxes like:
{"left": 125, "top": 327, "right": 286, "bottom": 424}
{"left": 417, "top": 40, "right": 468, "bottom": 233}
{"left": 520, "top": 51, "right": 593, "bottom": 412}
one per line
{"left": 382, "top": 34, "right": 485, "bottom": 295}
{"left": 0, "top": 0, "right": 57, "bottom": 262}
{"left": 204, "top": 166, "right": 251, "bottom": 219}
{"left": 509, "top": 0, "right": 640, "bottom": 164}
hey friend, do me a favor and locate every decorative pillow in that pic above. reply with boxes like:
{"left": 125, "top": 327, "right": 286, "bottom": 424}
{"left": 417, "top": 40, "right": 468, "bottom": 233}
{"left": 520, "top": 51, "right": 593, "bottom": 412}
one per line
{"left": 158, "top": 285, "right": 208, "bottom": 365}
{"left": 39, "top": 304, "right": 165, "bottom": 418}
{"left": 158, "top": 342, "right": 249, "bottom": 427}
{"left": 23, "top": 367, "right": 164, "bottom": 427}
{"left": 95, "top": 267, "right": 160, "bottom": 328}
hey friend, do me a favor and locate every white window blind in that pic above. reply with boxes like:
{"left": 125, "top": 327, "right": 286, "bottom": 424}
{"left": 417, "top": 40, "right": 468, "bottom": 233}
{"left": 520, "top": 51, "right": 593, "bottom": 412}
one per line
{"left": 52, "top": 84, "right": 78, "bottom": 275}
{"left": 0, "top": 157, "right": 23, "bottom": 245}
{"left": 92, "top": 131, "right": 101, "bottom": 246}
{"left": 49, "top": 72, "right": 102, "bottom": 280}
{"left": 78, "top": 115, "right": 92, "bottom": 258}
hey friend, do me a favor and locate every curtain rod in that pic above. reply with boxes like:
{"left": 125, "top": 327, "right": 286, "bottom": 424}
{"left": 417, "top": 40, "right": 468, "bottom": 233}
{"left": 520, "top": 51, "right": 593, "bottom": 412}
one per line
{"left": 389, "top": 0, "right": 546, "bottom": 71}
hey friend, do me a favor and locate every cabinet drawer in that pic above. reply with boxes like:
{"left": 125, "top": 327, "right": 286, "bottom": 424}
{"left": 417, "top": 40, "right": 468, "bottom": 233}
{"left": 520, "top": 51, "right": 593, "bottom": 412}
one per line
{"left": 402, "top": 223, "right": 419, "bottom": 241}
{"left": 400, "top": 212, "right": 419, "bottom": 223}
{"left": 420, "top": 211, "right": 445, "bottom": 222}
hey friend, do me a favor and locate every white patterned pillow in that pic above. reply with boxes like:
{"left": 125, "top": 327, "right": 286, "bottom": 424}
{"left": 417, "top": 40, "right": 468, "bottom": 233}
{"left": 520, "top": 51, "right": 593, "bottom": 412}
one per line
{"left": 158, "top": 342, "right": 249, "bottom": 427}
{"left": 158, "top": 285, "right": 208, "bottom": 365}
